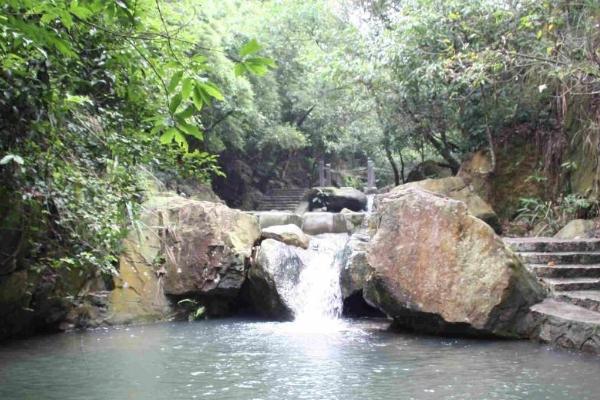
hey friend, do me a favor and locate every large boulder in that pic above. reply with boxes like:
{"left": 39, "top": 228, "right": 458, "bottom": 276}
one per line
{"left": 396, "top": 176, "right": 501, "bottom": 233}
{"left": 262, "top": 224, "right": 310, "bottom": 249}
{"left": 246, "top": 239, "right": 304, "bottom": 320}
{"left": 364, "top": 187, "right": 546, "bottom": 337}
{"left": 555, "top": 219, "right": 599, "bottom": 239}
{"left": 307, "top": 187, "right": 367, "bottom": 212}
{"left": 154, "top": 196, "right": 260, "bottom": 310}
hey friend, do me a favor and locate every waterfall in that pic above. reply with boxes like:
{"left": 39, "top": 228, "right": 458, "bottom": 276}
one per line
{"left": 286, "top": 233, "right": 348, "bottom": 328}
{"left": 366, "top": 194, "right": 375, "bottom": 213}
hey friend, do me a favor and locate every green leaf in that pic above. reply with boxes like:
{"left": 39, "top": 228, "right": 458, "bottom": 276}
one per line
{"left": 181, "top": 78, "right": 194, "bottom": 99}
{"left": 191, "top": 86, "right": 204, "bottom": 110}
{"left": 159, "top": 128, "right": 177, "bottom": 144}
{"left": 239, "top": 39, "right": 262, "bottom": 57}
{"left": 178, "top": 122, "right": 204, "bottom": 140}
{"left": 69, "top": 2, "right": 93, "bottom": 19}
{"left": 194, "top": 85, "right": 211, "bottom": 107}
{"left": 173, "top": 129, "right": 188, "bottom": 151}
{"left": 197, "top": 82, "right": 224, "bottom": 101}
{"left": 169, "top": 93, "right": 182, "bottom": 114}
{"left": 234, "top": 63, "right": 247, "bottom": 77}
{"left": 168, "top": 71, "right": 183, "bottom": 94}
{"left": 175, "top": 105, "right": 195, "bottom": 119}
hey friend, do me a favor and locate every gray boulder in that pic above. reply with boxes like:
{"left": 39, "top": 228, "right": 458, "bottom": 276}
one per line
{"left": 262, "top": 224, "right": 310, "bottom": 249}
{"left": 251, "top": 211, "right": 303, "bottom": 229}
{"left": 247, "top": 239, "right": 304, "bottom": 320}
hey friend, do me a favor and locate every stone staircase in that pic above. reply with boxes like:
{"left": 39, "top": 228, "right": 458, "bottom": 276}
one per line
{"left": 256, "top": 188, "right": 308, "bottom": 212}
{"left": 505, "top": 237, "right": 600, "bottom": 354}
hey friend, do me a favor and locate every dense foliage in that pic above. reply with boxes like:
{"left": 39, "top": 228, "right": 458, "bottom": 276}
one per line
{"left": 2, "top": 0, "right": 600, "bottom": 281}
{"left": 0, "top": 0, "right": 272, "bottom": 276}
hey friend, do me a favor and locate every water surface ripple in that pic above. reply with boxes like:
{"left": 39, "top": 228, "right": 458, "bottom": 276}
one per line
{"left": 0, "top": 319, "right": 598, "bottom": 400}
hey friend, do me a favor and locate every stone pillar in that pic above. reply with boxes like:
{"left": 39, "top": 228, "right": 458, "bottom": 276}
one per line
{"left": 365, "top": 158, "right": 377, "bottom": 194}
{"left": 318, "top": 159, "right": 325, "bottom": 187}
{"left": 324, "top": 163, "right": 332, "bottom": 186}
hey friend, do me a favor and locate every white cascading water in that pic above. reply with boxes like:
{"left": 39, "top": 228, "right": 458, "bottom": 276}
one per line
{"left": 366, "top": 194, "right": 375, "bottom": 213}
{"left": 284, "top": 233, "right": 348, "bottom": 331}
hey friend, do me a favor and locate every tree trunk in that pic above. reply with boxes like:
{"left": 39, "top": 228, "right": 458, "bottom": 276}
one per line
{"left": 385, "top": 145, "right": 400, "bottom": 186}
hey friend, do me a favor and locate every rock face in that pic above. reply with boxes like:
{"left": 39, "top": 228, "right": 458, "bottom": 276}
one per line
{"left": 406, "top": 160, "right": 453, "bottom": 182}
{"left": 158, "top": 197, "right": 260, "bottom": 307}
{"left": 397, "top": 176, "right": 501, "bottom": 233}
{"left": 364, "top": 188, "right": 545, "bottom": 337}
{"left": 307, "top": 187, "right": 367, "bottom": 212}
{"left": 246, "top": 239, "right": 304, "bottom": 319}
{"left": 107, "top": 197, "right": 174, "bottom": 325}
{"left": 262, "top": 224, "right": 310, "bottom": 249}
{"left": 555, "top": 219, "right": 599, "bottom": 239}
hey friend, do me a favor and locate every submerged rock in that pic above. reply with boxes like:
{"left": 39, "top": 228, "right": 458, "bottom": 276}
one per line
{"left": 262, "top": 224, "right": 310, "bottom": 249}
{"left": 364, "top": 187, "right": 546, "bottom": 337}
{"left": 395, "top": 176, "right": 501, "bottom": 233}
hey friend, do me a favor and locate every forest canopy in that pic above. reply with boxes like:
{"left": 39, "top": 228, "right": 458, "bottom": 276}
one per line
{"left": 2, "top": 0, "right": 600, "bottom": 277}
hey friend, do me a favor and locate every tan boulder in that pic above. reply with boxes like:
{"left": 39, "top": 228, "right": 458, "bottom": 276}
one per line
{"left": 555, "top": 219, "right": 599, "bottom": 239}
{"left": 396, "top": 176, "right": 501, "bottom": 233}
{"left": 364, "top": 187, "right": 545, "bottom": 337}
{"left": 158, "top": 197, "right": 260, "bottom": 301}
{"left": 109, "top": 194, "right": 260, "bottom": 321}
{"left": 262, "top": 224, "right": 310, "bottom": 249}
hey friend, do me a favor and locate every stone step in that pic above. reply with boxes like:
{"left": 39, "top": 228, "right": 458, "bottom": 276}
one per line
{"left": 257, "top": 207, "right": 298, "bottom": 211}
{"left": 259, "top": 201, "right": 300, "bottom": 206}
{"left": 529, "top": 264, "right": 600, "bottom": 278}
{"left": 530, "top": 299, "right": 600, "bottom": 353}
{"left": 530, "top": 298, "right": 600, "bottom": 353}
{"left": 505, "top": 238, "right": 600, "bottom": 253}
{"left": 518, "top": 251, "right": 600, "bottom": 265}
{"left": 542, "top": 277, "right": 600, "bottom": 291}
{"left": 263, "top": 195, "right": 305, "bottom": 199}
{"left": 555, "top": 291, "right": 600, "bottom": 312}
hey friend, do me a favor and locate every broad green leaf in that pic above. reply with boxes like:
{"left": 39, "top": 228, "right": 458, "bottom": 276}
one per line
{"left": 191, "top": 86, "right": 204, "bottom": 110}
{"left": 239, "top": 39, "right": 262, "bottom": 57}
{"left": 176, "top": 105, "right": 195, "bottom": 119}
{"left": 197, "top": 82, "right": 224, "bottom": 101}
{"left": 194, "top": 86, "right": 211, "bottom": 107}
{"left": 178, "top": 122, "right": 204, "bottom": 140}
{"left": 159, "top": 128, "right": 177, "bottom": 144}
{"left": 169, "top": 93, "right": 182, "bottom": 114}
{"left": 234, "top": 64, "right": 247, "bottom": 76}
{"left": 167, "top": 71, "right": 183, "bottom": 94}
{"left": 173, "top": 129, "right": 188, "bottom": 151}
{"left": 181, "top": 78, "right": 194, "bottom": 99}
